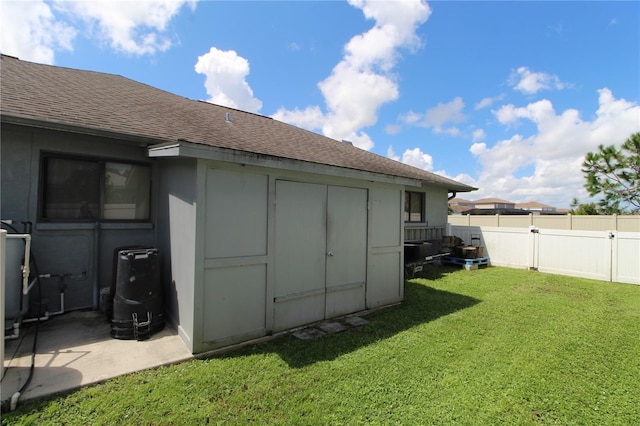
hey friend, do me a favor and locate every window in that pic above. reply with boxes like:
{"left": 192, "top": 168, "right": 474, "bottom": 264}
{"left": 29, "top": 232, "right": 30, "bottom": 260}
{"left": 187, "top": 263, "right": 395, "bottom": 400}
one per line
{"left": 40, "top": 154, "right": 151, "bottom": 221}
{"left": 404, "top": 191, "right": 424, "bottom": 223}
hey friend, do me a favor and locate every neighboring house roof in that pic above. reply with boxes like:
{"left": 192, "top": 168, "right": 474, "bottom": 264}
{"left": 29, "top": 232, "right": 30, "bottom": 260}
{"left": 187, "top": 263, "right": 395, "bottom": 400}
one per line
{"left": 0, "top": 55, "right": 475, "bottom": 193}
{"left": 473, "top": 198, "right": 514, "bottom": 205}
{"left": 449, "top": 204, "right": 470, "bottom": 214}
{"left": 460, "top": 208, "right": 529, "bottom": 215}
{"left": 516, "top": 201, "right": 555, "bottom": 210}
{"left": 448, "top": 197, "right": 473, "bottom": 204}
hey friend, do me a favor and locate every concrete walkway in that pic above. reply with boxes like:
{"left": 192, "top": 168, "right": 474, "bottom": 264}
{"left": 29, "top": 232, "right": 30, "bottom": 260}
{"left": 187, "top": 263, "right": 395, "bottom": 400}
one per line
{"left": 2, "top": 310, "right": 192, "bottom": 407}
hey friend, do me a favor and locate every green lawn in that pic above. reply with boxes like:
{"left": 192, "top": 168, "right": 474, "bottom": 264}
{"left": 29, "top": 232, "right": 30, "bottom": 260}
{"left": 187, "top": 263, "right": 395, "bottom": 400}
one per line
{"left": 4, "top": 266, "right": 639, "bottom": 425}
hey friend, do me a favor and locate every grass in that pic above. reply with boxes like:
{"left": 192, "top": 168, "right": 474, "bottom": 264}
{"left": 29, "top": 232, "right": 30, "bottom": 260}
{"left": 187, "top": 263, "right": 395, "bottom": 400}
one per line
{"left": 3, "top": 266, "right": 639, "bottom": 425}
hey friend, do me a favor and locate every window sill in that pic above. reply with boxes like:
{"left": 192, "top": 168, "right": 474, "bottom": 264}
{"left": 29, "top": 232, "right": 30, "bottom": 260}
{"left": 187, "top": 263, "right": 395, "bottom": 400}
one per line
{"left": 36, "top": 222, "right": 154, "bottom": 231}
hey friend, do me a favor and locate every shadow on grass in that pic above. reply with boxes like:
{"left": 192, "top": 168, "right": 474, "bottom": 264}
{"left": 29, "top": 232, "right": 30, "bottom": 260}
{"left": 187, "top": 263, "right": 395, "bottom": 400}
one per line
{"left": 219, "top": 278, "right": 480, "bottom": 368}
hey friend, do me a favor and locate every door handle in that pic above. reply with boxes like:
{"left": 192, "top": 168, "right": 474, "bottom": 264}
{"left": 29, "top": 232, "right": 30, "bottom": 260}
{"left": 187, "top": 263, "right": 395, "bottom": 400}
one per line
{"left": 327, "top": 251, "right": 334, "bottom": 257}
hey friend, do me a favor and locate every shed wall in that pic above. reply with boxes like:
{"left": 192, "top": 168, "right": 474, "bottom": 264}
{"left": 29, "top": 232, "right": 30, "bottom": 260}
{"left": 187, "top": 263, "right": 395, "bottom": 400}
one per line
{"left": 181, "top": 160, "right": 406, "bottom": 353}
{"left": 156, "top": 157, "right": 198, "bottom": 350}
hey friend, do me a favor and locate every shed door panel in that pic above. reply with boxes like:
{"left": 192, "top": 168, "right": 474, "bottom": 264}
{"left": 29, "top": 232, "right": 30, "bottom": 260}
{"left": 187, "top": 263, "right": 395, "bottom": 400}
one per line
{"left": 273, "top": 181, "right": 327, "bottom": 331}
{"left": 326, "top": 186, "right": 367, "bottom": 317}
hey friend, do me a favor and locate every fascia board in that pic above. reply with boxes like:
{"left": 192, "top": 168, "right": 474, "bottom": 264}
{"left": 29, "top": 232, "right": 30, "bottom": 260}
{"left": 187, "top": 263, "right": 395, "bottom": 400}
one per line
{"left": 148, "top": 140, "right": 420, "bottom": 187}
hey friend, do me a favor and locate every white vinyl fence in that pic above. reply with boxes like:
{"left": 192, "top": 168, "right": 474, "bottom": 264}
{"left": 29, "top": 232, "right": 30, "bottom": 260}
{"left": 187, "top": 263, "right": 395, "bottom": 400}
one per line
{"left": 448, "top": 214, "right": 640, "bottom": 232}
{"left": 447, "top": 224, "right": 640, "bottom": 285}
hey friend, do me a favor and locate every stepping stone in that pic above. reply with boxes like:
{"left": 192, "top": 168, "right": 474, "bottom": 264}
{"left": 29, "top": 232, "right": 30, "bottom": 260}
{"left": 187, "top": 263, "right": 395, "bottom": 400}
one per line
{"left": 317, "top": 321, "right": 348, "bottom": 334}
{"left": 292, "top": 328, "right": 326, "bottom": 340}
{"left": 344, "top": 316, "right": 369, "bottom": 327}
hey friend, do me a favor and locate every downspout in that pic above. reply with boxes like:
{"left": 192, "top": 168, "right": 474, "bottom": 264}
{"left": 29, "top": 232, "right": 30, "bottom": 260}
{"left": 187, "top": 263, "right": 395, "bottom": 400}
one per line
{"left": 448, "top": 191, "right": 457, "bottom": 201}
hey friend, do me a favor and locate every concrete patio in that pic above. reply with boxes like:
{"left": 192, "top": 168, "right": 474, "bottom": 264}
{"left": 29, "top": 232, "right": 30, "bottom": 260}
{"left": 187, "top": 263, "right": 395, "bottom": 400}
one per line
{"left": 2, "top": 310, "right": 192, "bottom": 408}
{"left": 1, "top": 307, "right": 374, "bottom": 412}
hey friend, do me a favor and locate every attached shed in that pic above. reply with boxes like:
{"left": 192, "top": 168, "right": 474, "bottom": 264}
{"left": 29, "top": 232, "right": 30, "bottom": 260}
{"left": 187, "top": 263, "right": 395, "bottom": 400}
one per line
{"left": 0, "top": 55, "right": 475, "bottom": 353}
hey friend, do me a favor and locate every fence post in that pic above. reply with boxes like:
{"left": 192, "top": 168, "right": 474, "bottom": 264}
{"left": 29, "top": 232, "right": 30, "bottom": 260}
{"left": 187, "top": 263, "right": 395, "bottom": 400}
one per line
{"left": 567, "top": 213, "right": 573, "bottom": 230}
{"left": 612, "top": 214, "right": 618, "bottom": 231}
{"left": 529, "top": 213, "right": 533, "bottom": 227}
{"left": 528, "top": 226, "right": 539, "bottom": 270}
{"left": 606, "top": 230, "right": 615, "bottom": 282}
{"left": 466, "top": 214, "right": 471, "bottom": 226}
{"left": 495, "top": 213, "right": 500, "bottom": 227}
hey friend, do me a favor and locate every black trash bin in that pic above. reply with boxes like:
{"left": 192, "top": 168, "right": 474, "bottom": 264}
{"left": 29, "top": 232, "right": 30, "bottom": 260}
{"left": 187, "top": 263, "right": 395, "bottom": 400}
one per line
{"left": 111, "top": 247, "right": 164, "bottom": 340}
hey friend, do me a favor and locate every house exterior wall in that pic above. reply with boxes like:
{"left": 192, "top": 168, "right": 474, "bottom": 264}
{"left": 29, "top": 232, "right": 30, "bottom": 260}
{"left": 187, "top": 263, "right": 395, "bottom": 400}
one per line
{"left": 1, "top": 124, "right": 156, "bottom": 315}
{"left": 423, "top": 186, "right": 449, "bottom": 228}
{"left": 403, "top": 186, "right": 449, "bottom": 243}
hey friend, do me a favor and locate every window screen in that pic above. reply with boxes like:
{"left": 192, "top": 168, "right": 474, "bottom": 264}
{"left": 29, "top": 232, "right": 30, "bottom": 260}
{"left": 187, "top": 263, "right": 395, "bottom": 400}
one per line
{"left": 404, "top": 191, "right": 424, "bottom": 223}
{"left": 104, "top": 162, "right": 150, "bottom": 220}
{"left": 43, "top": 157, "right": 101, "bottom": 219}
{"left": 41, "top": 155, "right": 151, "bottom": 221}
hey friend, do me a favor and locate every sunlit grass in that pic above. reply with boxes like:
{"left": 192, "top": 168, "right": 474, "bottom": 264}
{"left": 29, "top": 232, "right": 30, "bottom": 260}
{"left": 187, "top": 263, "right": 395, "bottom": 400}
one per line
{"left": 4, "top": 266, "right": 639, "bottom": 425}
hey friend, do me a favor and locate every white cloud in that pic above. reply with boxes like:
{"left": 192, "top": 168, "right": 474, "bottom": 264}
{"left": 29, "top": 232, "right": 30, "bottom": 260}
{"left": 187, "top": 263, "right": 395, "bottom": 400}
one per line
{"left": 387, "top": 97, "right": 466, "bottom": 136}
{"left": 400, "top": 110, "right": 422, "bottom": 125}
{"left": 195, "top": 47, "right": 263, "bottom": 113}
{"left": 55, "top": 0, "right": 195, "bottom": 55}
{"left": 343, "top": 131, "right": 375, "bottom": 152}
{"left": 387, "top": 145, "right": 400, "bottom": 161}
{"left": 509, "top": 66, "right": 569, "bottom": 95}
{"left": 384, "top": 124, "right": 402, "bottom": 135}
{"left": 272, "top": 0, "right": 431, "bottom": 150}
{"left": 475, "top": 94, "right": 505, "bottom": 110}
{"left": 387, "top": 146, "right": 433, "bottom": 171}
{"left": 400, "top": 147, "right": 434, "bottom": 171}
{"left": 472, "top": 129, "right": 486, "bottom": 143}
{"left": 0, "top": 0, "right": 195, "bottom": 63}
{"left": 469, "top": 142, "right": 486, "bottom": 156}
{"left": 466, "top": 88, "right": 640, "bottom": 207}
{"left": 320, "top": 64, "right": 399, "bottom": 139}
{"left": 272, "top": 106, "right": 325, "bottom": 131}
{"left": 423, "top": 96, "right": 466, "bottom": 134}
{"left": 0, "top": 0, "right": 76, "bottom": 64}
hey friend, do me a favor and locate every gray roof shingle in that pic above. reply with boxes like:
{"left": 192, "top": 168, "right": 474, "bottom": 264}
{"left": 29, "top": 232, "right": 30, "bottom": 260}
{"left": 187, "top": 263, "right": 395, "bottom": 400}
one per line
{"left": 0, "top": 55, "right": 475, "bottom": 192}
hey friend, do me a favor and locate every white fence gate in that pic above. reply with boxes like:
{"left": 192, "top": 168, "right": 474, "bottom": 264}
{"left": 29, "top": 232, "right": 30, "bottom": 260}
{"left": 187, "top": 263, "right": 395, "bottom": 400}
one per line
{"left": 447, "top": 225, "right": 640, "bottom": 285}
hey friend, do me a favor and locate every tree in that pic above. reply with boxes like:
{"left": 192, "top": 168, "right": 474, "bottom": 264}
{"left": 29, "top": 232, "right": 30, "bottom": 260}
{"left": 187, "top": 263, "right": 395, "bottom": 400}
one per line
{"left": 569, "top": 198, "right": 600, "bottom": 215}
{"left": 581, "top": 132, "right": 640, "bottom": 214}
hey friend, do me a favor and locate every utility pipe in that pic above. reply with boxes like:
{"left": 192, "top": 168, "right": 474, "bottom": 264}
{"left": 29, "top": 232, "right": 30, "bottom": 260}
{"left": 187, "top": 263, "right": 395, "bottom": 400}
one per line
{"left": 6, "top": 234, "right": 31, "bottom": 296}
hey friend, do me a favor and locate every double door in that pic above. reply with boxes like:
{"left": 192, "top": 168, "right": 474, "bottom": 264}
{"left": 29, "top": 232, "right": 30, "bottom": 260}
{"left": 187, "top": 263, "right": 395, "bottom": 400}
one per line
{"left": 273, "top": 181, "right": 367, "bottom": 331}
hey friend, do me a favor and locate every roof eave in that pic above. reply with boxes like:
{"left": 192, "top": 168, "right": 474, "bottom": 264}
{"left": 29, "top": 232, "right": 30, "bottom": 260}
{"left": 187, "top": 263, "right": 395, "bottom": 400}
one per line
{"left": 1, "top": 114, "right": 168, "bottom": 147}
{"left": 148, "top": 140, "right": 422, "bottom": 187}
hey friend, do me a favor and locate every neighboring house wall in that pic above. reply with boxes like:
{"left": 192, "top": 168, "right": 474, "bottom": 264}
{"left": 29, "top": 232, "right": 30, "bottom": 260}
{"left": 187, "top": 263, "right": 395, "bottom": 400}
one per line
{"left": 475, "top": 202, "right": 515, "bottom": 209}
{"left": 1, "top": 124, "right": 156, "bottom": 313}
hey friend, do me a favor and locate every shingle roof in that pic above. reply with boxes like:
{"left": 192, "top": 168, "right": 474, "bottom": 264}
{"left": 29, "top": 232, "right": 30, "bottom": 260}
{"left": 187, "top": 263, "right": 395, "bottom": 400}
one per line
{"left": 0, "top": 55, "right": 475, "bottom": 192}
{"left": 448, "top": 197, "right": 473, "bottom": 204}
{"left": 473, "top": 197, "right": 514, "bottom": 204}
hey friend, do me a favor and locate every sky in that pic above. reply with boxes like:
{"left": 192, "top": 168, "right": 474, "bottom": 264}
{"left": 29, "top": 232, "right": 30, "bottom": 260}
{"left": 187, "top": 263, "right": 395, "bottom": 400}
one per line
{"left": 1, "top": 0, "right": 639, "bottom": 209}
